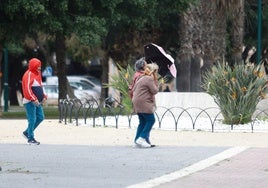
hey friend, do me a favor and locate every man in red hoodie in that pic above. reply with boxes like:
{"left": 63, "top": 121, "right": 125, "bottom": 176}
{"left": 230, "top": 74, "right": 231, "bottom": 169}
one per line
{"left": 21, "top": 58, "right": 47, "bottom": 145}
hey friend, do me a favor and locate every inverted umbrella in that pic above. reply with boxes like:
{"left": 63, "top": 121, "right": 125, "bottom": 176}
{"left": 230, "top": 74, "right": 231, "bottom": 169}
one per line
{"left": 144, "top": 43, "right": 177, "bottom": 82}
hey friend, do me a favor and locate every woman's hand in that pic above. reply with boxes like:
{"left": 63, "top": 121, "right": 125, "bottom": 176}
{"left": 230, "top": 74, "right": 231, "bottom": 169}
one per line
{"left": 152, "top": 72, "right": 158, "bottom": 80}
{"left": 144, "top": 68, "right": 151, "bottom": 76}
{"left": 144, "top": 67, "right": 158, "bottom": 80}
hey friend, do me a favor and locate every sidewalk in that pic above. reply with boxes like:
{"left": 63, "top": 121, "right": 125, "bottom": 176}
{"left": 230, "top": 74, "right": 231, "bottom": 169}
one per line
{"left": 1, "top": 119, "right": 268, "bottom": 188}
{"left": 155, "top": 148, "right": 268, "bottom": 188}
{"left": 1, "top": 119, "right": 268, "bottom": 147}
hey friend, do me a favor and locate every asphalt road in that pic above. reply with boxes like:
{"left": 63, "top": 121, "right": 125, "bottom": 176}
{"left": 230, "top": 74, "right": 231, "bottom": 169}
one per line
{"left": 0, "top": 144, "right": 228, "bottom": 188}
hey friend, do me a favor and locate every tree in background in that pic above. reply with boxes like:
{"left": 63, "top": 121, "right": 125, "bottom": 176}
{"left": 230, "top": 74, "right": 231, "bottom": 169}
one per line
{"left": 92, "top": 0, "right": 194, "bottom": 98}
{"left": 1, "top": 0, "right": 268, "bottom": 105}
{"left": 1, "top": 0, "right": 194, "bottom": 103}
{"left": 177, "top": 0, "right": 246, "bottom": 92}
{"left": 0, "top": 0, "right": 107, "bottom": 101}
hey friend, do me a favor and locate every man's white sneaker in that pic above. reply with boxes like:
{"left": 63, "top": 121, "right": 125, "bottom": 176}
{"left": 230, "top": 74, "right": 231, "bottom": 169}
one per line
{"left": 136, "top": 137, "right": 151, "bottom": 148}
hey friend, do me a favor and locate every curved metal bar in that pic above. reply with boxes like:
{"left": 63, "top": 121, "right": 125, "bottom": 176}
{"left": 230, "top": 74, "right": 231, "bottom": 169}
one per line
{"left": 191, "top": 107, "right": 218, "bottom": 132}
{"left": 154, "top": 106, "right": 170, "bottom": 129}
{"left": 63, "top": 99, "right": 69, "bottom": 125}
{"left": 83, "top": 97, "right": 100, "bottom": 127}
{"left": 250, "top": 118, "right": 256, "bottom": 133}
{"left": 57, "top": 98, "right": 268, "bottom": 133}
{"left": 67, "top": 99, "right": 75, "bottom": 123}
{"left": 58, "top": 99, "right": 64, "bottom": 123}
{"left": 72, "top": 98, "right": 83, "bottom": 126}
{"left": 127, "top": 113, "right": 134, "bottom": 128}
{"left": 174, "top": 107, "right": 195, "bottom": 131}
{"left": 156, "top": 106, "right": 180, "bottom": 131}
{"left": 91, "top": 98, "right": 103, "bottom": 127}
{"left": 253, "top": 108, "right": 268, "bottom": 119}
{"left": 251, "top": 108, "right": 268, "bottom": 132}
{"left": 212, "top": 110, "right": 223, "bottom": 132}
{"left": 103, "top": 97, "right": 125, "bottom": 128}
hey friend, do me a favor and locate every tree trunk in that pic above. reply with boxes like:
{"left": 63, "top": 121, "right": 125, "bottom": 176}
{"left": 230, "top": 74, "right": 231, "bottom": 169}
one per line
{"left": 177, "top": 53, "right": 192, "bottom": 91}
{"left": 55, "top": 33, "right": 73, "bottom": 101}
{"left": 199, "top": 0, "right": 218, "bottom": 85}
{"left": 230, "top": 0, "right": 244, "bottom": 64}
{"left": 177, "top": 6, "right": 195, "bottom": 92}
{"left": 190, "top": 56, "right": 202, "bottom": 91}
{"left": 214, "top": 4, "right": 227, "bottom": 62}
{"left": 100, "top": 54, "right": 109, "bottom": 100}
{"left": 0, "top": 45, "right": 3, "bottom": 113}
{"left": 191, "top": 2, "right": 203, "bottom": 92}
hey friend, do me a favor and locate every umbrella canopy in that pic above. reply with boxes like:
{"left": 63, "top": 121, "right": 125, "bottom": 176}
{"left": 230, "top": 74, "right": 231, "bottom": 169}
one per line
{"left": 144, "top": 43, "right": 177, "bottom": 82}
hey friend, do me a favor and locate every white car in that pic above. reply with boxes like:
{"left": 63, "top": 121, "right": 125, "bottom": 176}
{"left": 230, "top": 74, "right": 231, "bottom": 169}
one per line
{"left": 42, "top": 85, "right": 59, "bottom": 105}
{"left": 68, "top": 75, "right": 101, "bottom": 95}
{"left": 46, "top": 76, "right": 101, "bottom": 98}
{"left": 43, "top": 84, "right": 98, "bottom": 105}
{"left": 70, "top": 83, "right": 99, "bottom": 101}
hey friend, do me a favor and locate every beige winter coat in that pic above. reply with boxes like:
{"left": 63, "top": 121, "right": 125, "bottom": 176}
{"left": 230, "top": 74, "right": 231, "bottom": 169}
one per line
{"left": 132, "top": 75, "right": 158, "bottom": 113}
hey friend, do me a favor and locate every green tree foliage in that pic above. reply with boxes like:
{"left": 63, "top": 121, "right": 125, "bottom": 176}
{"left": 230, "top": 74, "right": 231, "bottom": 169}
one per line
{"left": 103, "top": 0, "right": 195, "bottom": 63}
{"left": 1, "top": 0, "right": 108, "bottom": 99}
{"left": 1, "top": 0, "right": 194, "bottom": 101}
{"left": 203, "top": 62, "right": 268, "bottom": 124}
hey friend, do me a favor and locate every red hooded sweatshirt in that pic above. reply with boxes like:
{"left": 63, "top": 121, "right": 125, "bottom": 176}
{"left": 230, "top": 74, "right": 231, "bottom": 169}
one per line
{"left": 22, "top": 58, "right": 47, "bottom": 104}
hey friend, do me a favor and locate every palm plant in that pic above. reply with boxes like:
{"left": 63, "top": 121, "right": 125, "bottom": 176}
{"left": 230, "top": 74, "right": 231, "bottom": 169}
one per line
{"left": 105, "top": 63, "right": 164, "bottom": 114}
{"left": 203, "top": 62, "right": 268, "bottom": 124}
{"left": 104, "top": 64, "right": 135, "bottom": 114}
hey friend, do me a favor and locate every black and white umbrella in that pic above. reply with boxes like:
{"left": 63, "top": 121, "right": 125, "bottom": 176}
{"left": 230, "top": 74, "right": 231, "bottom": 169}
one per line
{"left": 144, "top": 43, "right": 176, "bottom": 82}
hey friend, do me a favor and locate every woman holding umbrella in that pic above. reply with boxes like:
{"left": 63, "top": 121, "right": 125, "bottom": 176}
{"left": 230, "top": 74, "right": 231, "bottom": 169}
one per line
{"left": 132, "top": 61, "right": 159, "bottom": 148}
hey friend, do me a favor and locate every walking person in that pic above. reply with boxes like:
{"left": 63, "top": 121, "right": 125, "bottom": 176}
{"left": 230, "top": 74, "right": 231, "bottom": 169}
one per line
{"left": 132, "top": 62, "right": 159, "bottom": 148}
{"left": 21, "top": 58, "right": 47, "bottom": 145}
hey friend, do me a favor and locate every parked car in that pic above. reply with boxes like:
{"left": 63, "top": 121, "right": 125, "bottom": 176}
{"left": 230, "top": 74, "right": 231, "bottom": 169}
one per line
{"left": 42, "top": 83, "right": 99, "bottom": 105}
{"left": 43, "top": 85, "right": 58, "bottom": 106}
{"left": 69, "top": 75, "right": 101, "bottom": 95}
{"left": 81, "top": 75, "right": 101, "bottom": 88}
{"left": 46, "top": 76, "right": 101, "bottom": 97}
{"left": 44, "top": 76, "right": 100, "bottom": 104}
{"left": 70, "top": 83, "right": 99, "bottom": 101}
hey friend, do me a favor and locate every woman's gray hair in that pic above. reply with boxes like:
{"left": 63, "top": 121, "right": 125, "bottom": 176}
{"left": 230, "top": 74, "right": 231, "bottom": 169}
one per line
{"left": 135, "top": 57, "right": 146, "bottom": 71}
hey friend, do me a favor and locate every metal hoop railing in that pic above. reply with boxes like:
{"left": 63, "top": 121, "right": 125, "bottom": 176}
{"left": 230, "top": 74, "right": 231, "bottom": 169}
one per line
{"left": 58, "top": 97, "right": 268, "bottom": 132}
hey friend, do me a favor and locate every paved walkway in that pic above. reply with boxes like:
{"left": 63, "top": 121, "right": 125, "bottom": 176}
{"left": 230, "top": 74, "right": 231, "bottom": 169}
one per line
{"left": 158, "top": 148, "right": 268, "bottom": 188}
{"left": 130, "top": 147, "right": 268, "bottom": 188}
{"left": 1, "top": 119, "right": 268, "bottom": 188}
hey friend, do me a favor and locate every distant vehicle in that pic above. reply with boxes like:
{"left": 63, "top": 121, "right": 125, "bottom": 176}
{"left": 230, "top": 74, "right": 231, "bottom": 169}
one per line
{"left": 43, "top": 85, "right": 58, "bottom": 105}
{"left": 42, "top": 84, "right": 99, "bottom": 105}
{"left": 45, "top": 76, "right": 100, "bottom": 102}
{"left": 82, "top": 75, "right": 101, "bottom": 87}
{"left": 71, "top": 75, "right": 102, "bottom": 94}
{"left": 43, "top": 85, "right": 58, "bottom": 98}
{"left": 46, "top": 76, "right": 101, "bottom": 97}
{"left": 70, "top": 83, "right": 99, "bottom": 101}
